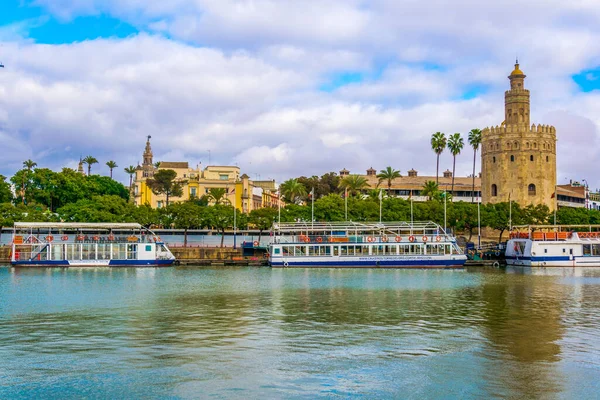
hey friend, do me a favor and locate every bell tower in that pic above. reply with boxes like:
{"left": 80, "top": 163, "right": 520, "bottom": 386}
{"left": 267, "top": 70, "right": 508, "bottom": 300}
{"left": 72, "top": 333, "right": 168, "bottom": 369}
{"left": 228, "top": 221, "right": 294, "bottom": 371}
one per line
{"left": 504, "top": 59, "right": 530, "bottom": 126}
{"left": 142, "top": 135, "right": 154, "bottom": 178}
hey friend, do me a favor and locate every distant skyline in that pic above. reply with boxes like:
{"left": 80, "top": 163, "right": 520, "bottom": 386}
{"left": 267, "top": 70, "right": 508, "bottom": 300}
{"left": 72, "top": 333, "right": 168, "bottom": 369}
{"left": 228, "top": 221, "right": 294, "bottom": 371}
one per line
{"left": 1, "top": 1, "right": 600, "bottom": 190}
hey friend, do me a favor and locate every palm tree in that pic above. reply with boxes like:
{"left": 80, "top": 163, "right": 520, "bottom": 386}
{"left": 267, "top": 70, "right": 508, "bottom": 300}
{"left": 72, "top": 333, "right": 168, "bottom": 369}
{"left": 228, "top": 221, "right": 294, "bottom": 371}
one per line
{"left": 422, "top": 180, "right": 439, "bottom": 201}
{"left": 207, "top": 187, "right": 229, "bottom": 205}
{"left": 339, "top": 174, "right": 369, "bottom": 197}
{"left": 447, "top": 133, "right": 464, "bottom": 196}
{"left": 431, "top": 132, "right": 446, "bottom": 185}
{"left": 279, "top": 178, "right": 307, "bottom": 204}
{"left": 106, "top": 160, "right": 118, "bottom": 178}
{"left": 154, "top": 162, "right": 161, "bottom": 169}
{"left": 468, "top": 128, "right": 482, "bottom": 203}
{"left": 376, "top": 167, "right": 401, "bottom": 196}
{"left": 83, "top": 156, "right": 98, "bottom": 175}
{"left": 23, "top": 159, "right": 37, "bottom": 171}
{"left": 124, "top": 166, "right": 137, "bottom": 191}
{"left": 21, "top": 159, "right": 37, "bottom": 204}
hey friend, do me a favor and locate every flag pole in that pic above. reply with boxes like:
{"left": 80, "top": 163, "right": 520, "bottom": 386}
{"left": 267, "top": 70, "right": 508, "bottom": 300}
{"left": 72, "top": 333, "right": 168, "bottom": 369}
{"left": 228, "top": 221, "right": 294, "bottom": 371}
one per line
{"left": 477, "top": 198, "right": 481, "bottom": 250}
{"left": 311, "top": 187, "right": 314, "bottom": 230}
{"left": 444, "top": 188, "right": 447, "bottom": 233}
{"left": 278, "top": 188, "right": 281, "bottom": 225}
{"left": 509, "top": 192, "right": 512, "bottom": 232}
{"left": 233, "top": 185, "right": 237, "bottom": 249}
{"left": 379, "top": 189, "right": 382, "bottom": 223}
{"left": 554, "top": 185, "right": 557, "bottom": 226}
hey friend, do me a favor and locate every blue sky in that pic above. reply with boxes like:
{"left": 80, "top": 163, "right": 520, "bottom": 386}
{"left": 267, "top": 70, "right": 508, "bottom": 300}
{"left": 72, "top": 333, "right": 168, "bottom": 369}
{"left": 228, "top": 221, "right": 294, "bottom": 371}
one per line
{"left": 2, "top": 0, "right": 600, "bottom": 189}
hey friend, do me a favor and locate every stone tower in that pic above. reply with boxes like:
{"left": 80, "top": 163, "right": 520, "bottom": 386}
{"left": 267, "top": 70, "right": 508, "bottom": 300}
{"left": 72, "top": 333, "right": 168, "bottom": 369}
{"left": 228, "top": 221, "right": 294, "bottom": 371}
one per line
{"left": 77, "top": 157, "right": 85, "bottom": 175}
{"left": 481, "top": 61, "right": 557, "bottom": 210}
{"left": 142, "top": 135, "right": 154, "bottom": 178}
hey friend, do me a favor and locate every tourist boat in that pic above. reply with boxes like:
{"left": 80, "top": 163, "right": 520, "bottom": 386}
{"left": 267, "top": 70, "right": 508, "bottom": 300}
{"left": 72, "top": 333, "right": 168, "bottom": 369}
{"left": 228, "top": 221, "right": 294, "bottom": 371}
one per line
{"left": 10, "top": 222, "right": 176, "bottom": 267}
{"left": 268, "top": 221, "right": 467, "bottom": 268}
{"left": 505, "top": 225, "right": 600, "bottom": 267}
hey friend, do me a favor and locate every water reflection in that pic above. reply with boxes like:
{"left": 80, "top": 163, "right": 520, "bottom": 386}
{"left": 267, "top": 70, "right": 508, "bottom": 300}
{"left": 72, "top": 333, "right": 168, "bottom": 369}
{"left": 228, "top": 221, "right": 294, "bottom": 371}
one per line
{"left": 1, "top": 266, "right": 600, "bottom": 398}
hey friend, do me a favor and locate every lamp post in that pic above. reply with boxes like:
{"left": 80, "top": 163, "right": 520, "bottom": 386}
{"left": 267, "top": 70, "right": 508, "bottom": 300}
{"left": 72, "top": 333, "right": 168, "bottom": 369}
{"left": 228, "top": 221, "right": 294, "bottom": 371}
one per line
{"left": 583, "top": 179, "right": 589, "bottom": 210}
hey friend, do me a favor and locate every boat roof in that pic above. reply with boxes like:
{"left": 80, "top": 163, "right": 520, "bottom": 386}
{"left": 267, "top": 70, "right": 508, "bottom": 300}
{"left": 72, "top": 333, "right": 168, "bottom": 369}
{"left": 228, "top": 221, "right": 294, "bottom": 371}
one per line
{"left": 273, "top": 221, "right": 444, "bottom": 232}
{"left": 512, "top": 224, "right": 600, "bottom": 230}
{"left": 14, "top": 222, "right": 142, "bottom": 229}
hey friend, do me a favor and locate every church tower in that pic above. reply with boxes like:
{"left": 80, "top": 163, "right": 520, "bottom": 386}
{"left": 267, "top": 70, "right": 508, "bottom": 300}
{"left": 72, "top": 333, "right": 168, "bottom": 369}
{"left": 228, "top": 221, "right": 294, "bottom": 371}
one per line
{"left": 481, "top": 61, "right": 557, "bottom": 210}
{"left": 142, "top": 135, "right": 154, "bottom": 178}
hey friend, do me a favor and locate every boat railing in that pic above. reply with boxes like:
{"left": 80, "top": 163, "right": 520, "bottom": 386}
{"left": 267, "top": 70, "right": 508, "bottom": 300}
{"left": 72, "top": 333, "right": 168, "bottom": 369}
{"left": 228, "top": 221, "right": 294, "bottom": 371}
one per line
{"left": 274, "top": 232, "right": 454, "bottom": 244}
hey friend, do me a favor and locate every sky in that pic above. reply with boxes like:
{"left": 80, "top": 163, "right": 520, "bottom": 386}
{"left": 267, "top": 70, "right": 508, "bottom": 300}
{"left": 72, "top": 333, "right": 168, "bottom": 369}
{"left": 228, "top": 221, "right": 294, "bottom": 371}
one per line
{"left": 1, "top": 0, "right": 600, "bottom": 190}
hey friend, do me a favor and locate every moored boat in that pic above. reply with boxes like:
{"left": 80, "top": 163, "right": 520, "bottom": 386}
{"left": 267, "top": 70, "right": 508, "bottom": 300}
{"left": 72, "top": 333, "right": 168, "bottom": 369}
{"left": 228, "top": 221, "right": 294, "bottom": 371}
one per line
{"left": 268, "top": 221, "right": 467, "bottom": 268}
{"left": 505, "top": 225, "right": 600, "bottom": 267}
{"left": 11, "top": 222, "right": 176, "bottom": 267}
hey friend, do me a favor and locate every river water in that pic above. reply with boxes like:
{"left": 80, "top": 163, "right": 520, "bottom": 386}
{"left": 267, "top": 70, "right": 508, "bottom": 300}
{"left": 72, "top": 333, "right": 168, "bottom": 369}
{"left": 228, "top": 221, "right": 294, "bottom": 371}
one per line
{"left": 1, "top": 266, "right": 599, "bottom": 399}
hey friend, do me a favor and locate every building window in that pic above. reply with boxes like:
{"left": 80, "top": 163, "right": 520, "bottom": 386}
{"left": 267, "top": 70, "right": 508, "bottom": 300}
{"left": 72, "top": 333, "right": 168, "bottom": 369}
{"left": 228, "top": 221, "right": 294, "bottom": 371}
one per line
{"left": 533, "top": 142, "right": 537, "bottom": 149}
{"left": 183, "top": 174, "right": 187, "bottom": 178}
{"left": 157, "top": 201, "right": 163, "bottom": 208}
{"left": 493, "top": 156, "right": 496, "bottom": 163}
{"left": 530, "top": 155, "right": 534, "bottom": 161}
{"left": 528, "top": 184, "right": 536, "bottom": 196}
{"left": 510, "top": 155, "right": 515, "bottom": 162}
{"left": 546, "top": 156, "right": 549, "bottom": 162}
{"left": 491, "top": 184, "right": 497, "bottom": 197}
{"left": 219, "top": 174, "right": 228, "bottom": 180}
{"left": 191, "top": 187, "right": 197, "bottom": 197}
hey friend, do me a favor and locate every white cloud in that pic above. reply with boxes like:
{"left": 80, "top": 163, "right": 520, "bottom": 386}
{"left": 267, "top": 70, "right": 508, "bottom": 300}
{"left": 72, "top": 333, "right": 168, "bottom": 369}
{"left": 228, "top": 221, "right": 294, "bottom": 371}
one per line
{"left": 1, "top": 1, "right": 600, "bottom": 190}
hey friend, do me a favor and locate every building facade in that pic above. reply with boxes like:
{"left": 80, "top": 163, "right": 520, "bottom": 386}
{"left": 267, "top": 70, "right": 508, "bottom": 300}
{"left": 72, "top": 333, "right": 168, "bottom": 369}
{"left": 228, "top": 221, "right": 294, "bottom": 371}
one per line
{"left": 132, "top": 137, "right": 280, "bottom": 211}
{"left": 481, "top": 61, "right": 557, "bottom": 210}
{"left": 344, "top": 168, "right": 482, "bottom": 201}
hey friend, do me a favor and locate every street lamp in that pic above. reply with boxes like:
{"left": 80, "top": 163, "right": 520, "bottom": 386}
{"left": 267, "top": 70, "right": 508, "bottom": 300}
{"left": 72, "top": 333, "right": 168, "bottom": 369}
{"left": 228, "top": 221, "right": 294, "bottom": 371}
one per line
{"left": 582, "top": 179, "right": 589, "bottom": 209}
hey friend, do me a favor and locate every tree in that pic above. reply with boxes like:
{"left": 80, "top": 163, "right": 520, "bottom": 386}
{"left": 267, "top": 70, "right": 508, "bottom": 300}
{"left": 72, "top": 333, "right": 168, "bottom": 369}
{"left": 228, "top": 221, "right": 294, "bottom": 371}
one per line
{"left": 203, "top": 204, "right": 234, "bottom": 247}
{"left": 376, "top": 167, "right": 401, "bottom": 196}
{"left": 431, "top": 132, "right": 446, "bottom": 185}
{"left": 124, "top": 165, "right": 137, "bottom": 192}
{"left": 57, "top": 195, "right": 135, "bottom": 222}
{"left": 23, "top": 159, "right": 37, "bottom": 171}
{"left": 280, "top": 178, "right": 307, "bottom": 204}
{"left": 206, "top": 187, "right": 229, "bottom": 205}
{"left": 248, "top": 207, "right": 277, "bottom": 241}
{"left": 168, "top": 202, "right": 203, "bottom": 247}
{"left": 468, "top": 128, "right": 482, "bottom": 203}
{"left": 83, "top": 156, "right": 98, "bottom": 175}
{"left": 106, "top": 161, "right": 118, "bottom": 178}
{"left": 0, "top": 175, "right": 13, "bottom": 203}
{"left": 338, "top": 174, "right": 369, "bottom": 197}
{"left": 146, "top": 169, "right": 185, "bottom": 206}
{"left": 19, "top": 159, "right": 37, "bottom": 204}
{"left": 422, "top": 180, "right": 439, "bottom": 201}
{"left": 447, "top": 133, "right": 464, "bottom": 196}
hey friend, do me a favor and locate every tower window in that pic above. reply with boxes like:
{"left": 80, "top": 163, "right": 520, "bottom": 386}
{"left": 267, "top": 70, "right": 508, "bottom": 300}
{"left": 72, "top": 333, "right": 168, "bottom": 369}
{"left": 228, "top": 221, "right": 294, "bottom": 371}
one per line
{"left": 546, "top": 156, "right": 549, "bottom": 162}
{"left": 530, "top": 155, "right": 534, "bottom": 161}
{"left": 528, "top": 184, "right": 536, "bottom": 196}
{"left": 533, "top": 142, "right": 537, "bottom": 149}
{"left": 510, "top": 155, "right": 515, "bottom": 162}
{"left": 493, "top": 156, "right": 496, "bottom": 163}
{"left": 491, "top": 184, "right": 498, "bottom": 197}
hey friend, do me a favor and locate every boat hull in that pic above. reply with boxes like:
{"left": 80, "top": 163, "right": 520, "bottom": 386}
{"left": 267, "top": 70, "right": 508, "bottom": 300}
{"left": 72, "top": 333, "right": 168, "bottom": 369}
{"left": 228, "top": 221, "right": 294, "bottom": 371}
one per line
{"left": 11, "top": 259, "right": 175, "bottom": 267}
{"left": 506, "top": 238, "right": 600, "bottom": 267}
{"left": 270, "top": 256, "right": 466, "bottom": 268}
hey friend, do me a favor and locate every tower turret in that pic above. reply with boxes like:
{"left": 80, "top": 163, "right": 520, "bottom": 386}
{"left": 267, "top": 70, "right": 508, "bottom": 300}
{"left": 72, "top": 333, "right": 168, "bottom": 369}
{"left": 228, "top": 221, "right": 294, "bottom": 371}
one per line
{"left": 504, "top": 59, "right": 530, "bottom": 126}
{"left": 142, "top": 135, "right": 154, "bottom": 178}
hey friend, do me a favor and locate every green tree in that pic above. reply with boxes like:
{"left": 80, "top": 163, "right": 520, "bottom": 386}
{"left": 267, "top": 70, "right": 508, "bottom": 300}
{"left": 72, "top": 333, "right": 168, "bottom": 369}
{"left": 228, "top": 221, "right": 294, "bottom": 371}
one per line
{"left": 203, "top": 204, "right": 234, "bottom": 247}
{"left": 19, "top": 159, "right": 37, "bottom": 204}
{"left": 422, "top": 180, "right": 439, "bottom": 201}
{"left": 431, "top": 132, "right": 447, "bottom": 185}
{"left": 248, "top": 207, "right": 277, "bottom": 241}
{"left": 376, "top": 166, "right": 401, "bottom": 196}
{"left": 83, "top": 155, "right": 98, "bottom": 175}
{"left": 483, "top": 202, "right": 522, "bottom": 242}
{"left": 468, "top": 128, "right": 482, "bottom": 202}
{"left": 124, "top": 165, "right": 137, "bottom": 192}
{"left": 106, "top": 160, "right": 118, "bottom": 178}
{"left": 57, "top": 195, "right": 135, "bottom": 222}
{"left": 280, "top": 178, "right": 307, "bottom": 204}
{"left": 146, "top": 169, "right": 185, "bottom": 206}
{"left": 448, "top": 201, "right": 479, "bottom": 241}
{"left": 168, "top": 202, "right": 203, "bottom": 246}
{"left": 0, "top": 175, "right": 13, "bottom": 203}
{"left": 207, "top": 187, "right": 229, "bottom": 205}
{"left": 339, "top": 174, "right": 369, "bottom": 197}
{"left": 447, "top": 133, "right": 464, "bottom": 196}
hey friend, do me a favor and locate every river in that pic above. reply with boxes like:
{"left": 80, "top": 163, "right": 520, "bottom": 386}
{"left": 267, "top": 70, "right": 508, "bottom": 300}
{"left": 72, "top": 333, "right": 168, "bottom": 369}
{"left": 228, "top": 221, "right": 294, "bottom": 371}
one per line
{"left": 1, "top": 266, "right": 599, "bottom": 399}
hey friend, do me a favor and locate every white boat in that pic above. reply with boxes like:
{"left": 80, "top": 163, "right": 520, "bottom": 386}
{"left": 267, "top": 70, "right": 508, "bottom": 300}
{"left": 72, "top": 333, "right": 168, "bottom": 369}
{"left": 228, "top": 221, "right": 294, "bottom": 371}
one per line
{"left": 10, "top": 222, "right": 176, "bottom": 267}
{"left": 505, "top": 225, "right": 600, "bottom": 267}
{"left": 268, "top": 221, "right": 467, "bottom": 268}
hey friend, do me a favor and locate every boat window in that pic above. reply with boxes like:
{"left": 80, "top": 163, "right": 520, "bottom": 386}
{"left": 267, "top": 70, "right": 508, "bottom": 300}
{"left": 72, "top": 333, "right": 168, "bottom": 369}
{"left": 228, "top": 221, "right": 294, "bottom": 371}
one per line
{"left": 274, "top": 248, "right": 280, "bottom": 255}
{"left": 384, "top": 245, "right": 396, "bottom": 255}
{"left": 592, "top": 244, "right": 600, "bottom": 255}
{"left": 562, "top": 248, "right": 566, "bottom": 253}
{"left": 569, "top": 248, "right": 573, "bottom": 255}
{"left": 333, "top": 246, "right": 339, "bottom": 256}
{"left": 355, "top": 246, "right": 365, "bottom": 255}
{"left": 145, "top": 245, "right": 152, "bottom": 252}
{"left": 323, "top": 246, "right": 332, "bottom": 256}
{"left": 296, "top": 246, "right": 306, "bottom": 256}
{"left": 583, "top": 245, "right": 591, "bottom": 256}
{"left": 399, "top": 245, "right": 406, "bottom": 255}
{"left": 340, "top": 245, "right": 348, "bottom": 256}
{"left": 282, "top": 246, "right": 292, "bottom": 256}
{"left": 544, "top": 248, "right": 548, "bottom": 254}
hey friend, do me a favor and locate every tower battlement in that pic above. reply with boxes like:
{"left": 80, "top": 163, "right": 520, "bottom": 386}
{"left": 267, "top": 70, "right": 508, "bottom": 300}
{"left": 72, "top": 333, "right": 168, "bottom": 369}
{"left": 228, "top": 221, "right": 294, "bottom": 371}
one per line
{"left": 483, "top": 124, "right": 556, "bottom": 135}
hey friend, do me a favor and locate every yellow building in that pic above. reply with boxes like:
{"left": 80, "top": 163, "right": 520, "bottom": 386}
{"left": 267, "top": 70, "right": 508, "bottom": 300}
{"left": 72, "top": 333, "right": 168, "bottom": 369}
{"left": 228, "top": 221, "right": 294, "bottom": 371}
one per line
{"left": 132, "top": 137, "right": 280, "bottom": 211}
{"left": 481, "top": 61, "right": 557, "bottom": 210}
